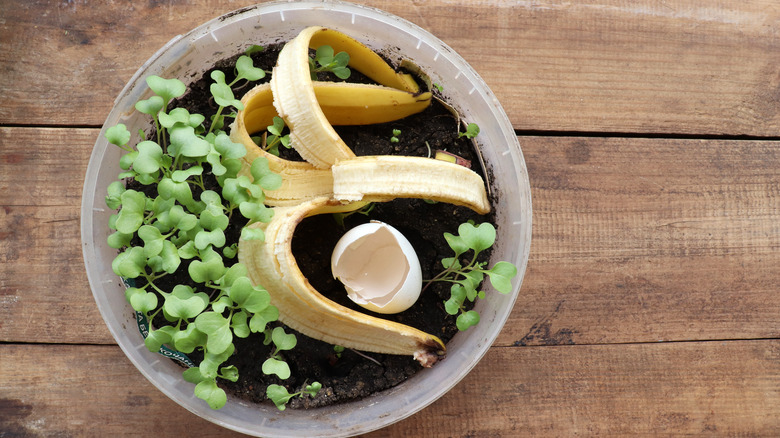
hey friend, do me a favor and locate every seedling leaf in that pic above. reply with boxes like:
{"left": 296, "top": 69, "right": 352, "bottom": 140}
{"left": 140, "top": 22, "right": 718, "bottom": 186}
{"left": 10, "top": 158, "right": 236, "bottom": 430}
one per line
{"left": 163, "top": 284, "right": 209, "bottom": 320}
{"left": 262, "top": 358, "right": 291, "bottom": 379}
{"left": 250, "top": 156, "right": 283, "bottom": 191}
{"left": 135, "top": 95, "right": 164, "bottom": 116}
{"left": 458, "top": 222, "right": 495, "bottom": 254}
{"left": 443, "top": 232, "right": 468, "bottom": 257}
{"left": 231, "top": 311, "right": 250, "bottom": 338}
{"left": 144, "top": 325, "right": 176, "bottom": 352}
{"left": 188, "top": 248, "right": 226, "bottom": 283}
{"left": 245, "top": 44, "right": 264, "bottom": 56}
{"left": 106, "top": 124, "right": 131, "bottom": 147}
{"left": 194, "top": 379, "right": 227, "bottom": 410}
{"left": 229, "top": 277, "right": 271, "bottom": 313}
{"left": 235, "top": 55, "right": 265, "bottom": 82}
{"left": 456, "top": 310, "right": 480, "bottom": 331}
{"left": 271, "top": 326, "right": 297, "bottom": 351}
{"left": 112, "top": 246, "right": 146, "bottom": 278}
{"left": 125, "top": 287, "right": 159, "bottom": 315}
{"left": 195, "top": 311, "right": 233, "bottom": 355}
{"left": 146, "top": 76, "right": 186, "bottom": 105}
{"left": 173, "top": 324, "right": 207, "bottom": 354}
{"left": 304, "top": 382, "right": 322, "bottom": 397}
{"left": 458, "top": 122, "right": 480, "bottom": 139}
{"left": 182, "top": 366, "right": 206, "bottom": 384}
{"left": 266, "top": 385, "right": 293, "bottom": 411}
{"left": 220, "top": 365, "right": 239, "bottom": 382}
{"left": 214, "top": 132, "right": 247, "bottom": 159}
{"left": 249, "top": 306, "right": 278, "bottom": 333}
{"left": 115, "top": 190, "right": 146, "bottom": 234}
{"left": 485, "top": 261, "right": 517, "bottom": 294}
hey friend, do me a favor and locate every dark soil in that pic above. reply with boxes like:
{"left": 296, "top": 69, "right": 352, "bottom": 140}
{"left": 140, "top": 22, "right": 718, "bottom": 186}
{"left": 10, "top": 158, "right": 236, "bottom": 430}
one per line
{"left": 134, "top": 44, "right": 496, "bottom": 408}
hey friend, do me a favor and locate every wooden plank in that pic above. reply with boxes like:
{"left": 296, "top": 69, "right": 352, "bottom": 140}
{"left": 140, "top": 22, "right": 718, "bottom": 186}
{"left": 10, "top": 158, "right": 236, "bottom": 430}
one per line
{"left": 4, "top": 128, "right": 780, "bottom": 346}
{"left": 0, "top": 344, "right": 243, "bottom": 437}
{"left": 435, "top": 0, "right": 780, "bottom": 136}
{"left": 0, "top": 204, "right": 114, "bottom": 344}
{"left": 2, "top": 341, "right": 779, "bottom": 436}
{"left": 0, "top": 127, "right": 95, "bottom": 206}
{"left": 371, "top": 340, "right": 780, "bottom": 437}
{"left": 0, "top": 127, "right": 113, "bottom": 344}
{"left": 498, "top": 136, "right": 780, "bottom": 346}
{"left": 2, "top": 1, "right": 780, "bottom": 136}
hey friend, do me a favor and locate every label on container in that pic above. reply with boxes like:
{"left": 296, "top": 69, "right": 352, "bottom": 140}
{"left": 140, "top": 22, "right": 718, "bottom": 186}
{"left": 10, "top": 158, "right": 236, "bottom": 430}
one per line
{"left": 135, "top": 311, "right": 196, "bottom": 368}
{"left": 122, "top": 278, "right": 195, "bottom": 368}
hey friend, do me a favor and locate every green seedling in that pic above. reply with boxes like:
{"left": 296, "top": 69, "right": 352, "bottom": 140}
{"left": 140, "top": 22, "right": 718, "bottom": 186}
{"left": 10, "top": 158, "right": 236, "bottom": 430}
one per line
{"left": 309, "top": 45, "right": 351, "bottom": 80}
{"left": 263, "top": 116, "right": 291, "bottom": 156}
{"left": 332, "top": 202, "right": 375, "bottom": 228}
{"left": 262, "top": 326, "right": 297, "bottom": 380}
{"left": 424, "top": 222, "right": 518, "bottom": 331}
{"left": 209, "top": 55, "right": 265, "bottom": 132}
{"left": 245, "top": 44, "right": 265, "bottom": 56}
{"left": 458, "top": 122, "right": 480, "bottom": 139}
{"left": 267, "top": 382, "right": 322, "bottom": 411}
{"left": 390, "top": 128, "right": 401, "bottom": 143}
{"left": 104, "top": 54, "right": 296, "bottom": 411}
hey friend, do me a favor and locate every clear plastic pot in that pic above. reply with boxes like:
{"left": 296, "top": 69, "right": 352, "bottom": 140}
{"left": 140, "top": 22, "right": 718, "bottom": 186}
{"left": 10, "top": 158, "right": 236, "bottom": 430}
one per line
{"left": 81, "top": 1, "right": 532, "bottom": 436}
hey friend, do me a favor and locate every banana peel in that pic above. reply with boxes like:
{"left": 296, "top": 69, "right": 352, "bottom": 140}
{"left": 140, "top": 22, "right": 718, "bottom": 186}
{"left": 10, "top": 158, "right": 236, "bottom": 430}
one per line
{"left": 332, "top": 155, "right": 491, "bottom": 214}
{"left": 239, "top": 198, "right": 446, "bottom": 366}
{"left": 233, "top": 27, "right": 493, "bottom": 366}
{"left": 231, "top": 82, "right": 431, "bottom": 206}
{"left": 270, "top": 26, "right": 430, "bottom": 169}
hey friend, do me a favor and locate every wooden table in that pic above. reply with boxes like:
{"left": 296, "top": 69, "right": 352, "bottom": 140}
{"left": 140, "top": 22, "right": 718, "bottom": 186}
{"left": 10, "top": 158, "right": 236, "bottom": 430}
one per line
{"left": 3, "top": 0, "right": 780, "bottom": 436}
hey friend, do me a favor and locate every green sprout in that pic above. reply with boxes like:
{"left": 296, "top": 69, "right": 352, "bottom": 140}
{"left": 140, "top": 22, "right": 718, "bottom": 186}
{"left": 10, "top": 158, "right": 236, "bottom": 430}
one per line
{"left": 309, "top": 45, "right": 351, "bottom": 80}
{"left": 433, "top": 83, "right": 444, "bottom": 93}
{"left": 208, "top": 55, "right": 265, "bottom": 133}
{"left": 424, "top": 222, "right": 518, "bottom": 331}
{"left": 245, "top": 44, "right": 265, "bottom": 56}
{"left": 104, "top": 54, "right": 296, "bottom": 411}
{"left": 262, "top": 326, "right": 297, "bottom": 379}
{"left": 458, "top": 122, "right": 480, "bottom": 139}
{"left": 267, "top": 382, "right": 322, "bottom": 411}
{"left": 262, "top": 116, "right": 291, "bottom": 156}
{"left": 390, "top": 128, "right": 401, "bottom": 143}
{"left": 332, "top": 202, "right": 375, "bottom": 228}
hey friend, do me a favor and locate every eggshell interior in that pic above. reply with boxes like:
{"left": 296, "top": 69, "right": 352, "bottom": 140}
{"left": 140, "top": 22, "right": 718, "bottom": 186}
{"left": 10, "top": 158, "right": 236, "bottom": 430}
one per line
{"left": 331, "top": 221, "right": 422, "bottom": 314}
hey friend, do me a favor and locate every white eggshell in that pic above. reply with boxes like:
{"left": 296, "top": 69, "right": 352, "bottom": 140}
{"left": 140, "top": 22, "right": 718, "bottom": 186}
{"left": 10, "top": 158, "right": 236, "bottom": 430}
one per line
{"left": 331, "top": 221, "right": 422, "bottom": 314}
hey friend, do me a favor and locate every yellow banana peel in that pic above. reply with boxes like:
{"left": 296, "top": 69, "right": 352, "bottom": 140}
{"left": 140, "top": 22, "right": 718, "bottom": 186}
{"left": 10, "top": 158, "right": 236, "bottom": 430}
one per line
{"left": 239, "top": 198, "right": 446, "bottom": 366}
{"left": 233, "top": 27, "right": 495, "bottom": 366}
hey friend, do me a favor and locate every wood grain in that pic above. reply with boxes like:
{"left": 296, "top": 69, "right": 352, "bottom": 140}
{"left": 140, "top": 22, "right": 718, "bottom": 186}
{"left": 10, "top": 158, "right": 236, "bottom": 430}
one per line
{"left": 0, "top": 344, "right": 240, "bottom": 437}
{"left": 371, "top": 340, "right": 780, "bottom": 437}
{"left": 499, "top": 136, "right": 780, "bottom": 346}
{"left": 0, "top": 127, "right": 113, "bottom": 344}
{"left": 3, "top": 127, "right": 780, "bottom": 348}
{"left": 2, "top": 1, "right": 780, "bottom": 436}
{"left": 0, "top": 127, "right": 94, "bottom": 206}
{"left": 2, "top": 1, "right": 780, "bottom": 135}
{"left": 2, "top": 341, "right": 779, "bottom": 437}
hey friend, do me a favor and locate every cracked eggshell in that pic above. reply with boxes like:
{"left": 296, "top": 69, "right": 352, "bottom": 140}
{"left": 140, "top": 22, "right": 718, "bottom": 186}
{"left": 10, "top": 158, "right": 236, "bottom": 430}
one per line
{"left": 331, "top": 221, "right": 422, "bottom": 314}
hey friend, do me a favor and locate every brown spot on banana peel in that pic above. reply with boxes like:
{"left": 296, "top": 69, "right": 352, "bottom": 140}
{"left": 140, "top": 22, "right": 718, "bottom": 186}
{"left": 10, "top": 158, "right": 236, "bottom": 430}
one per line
{"left": 414, "top": 339, "right": 447, "bottom": 368}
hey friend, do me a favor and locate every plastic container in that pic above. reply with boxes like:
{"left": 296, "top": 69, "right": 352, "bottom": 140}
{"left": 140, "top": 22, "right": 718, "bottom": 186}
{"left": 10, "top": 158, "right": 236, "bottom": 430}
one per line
{"left": 81, "top": 1, "right": 532, "bottom": 437}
